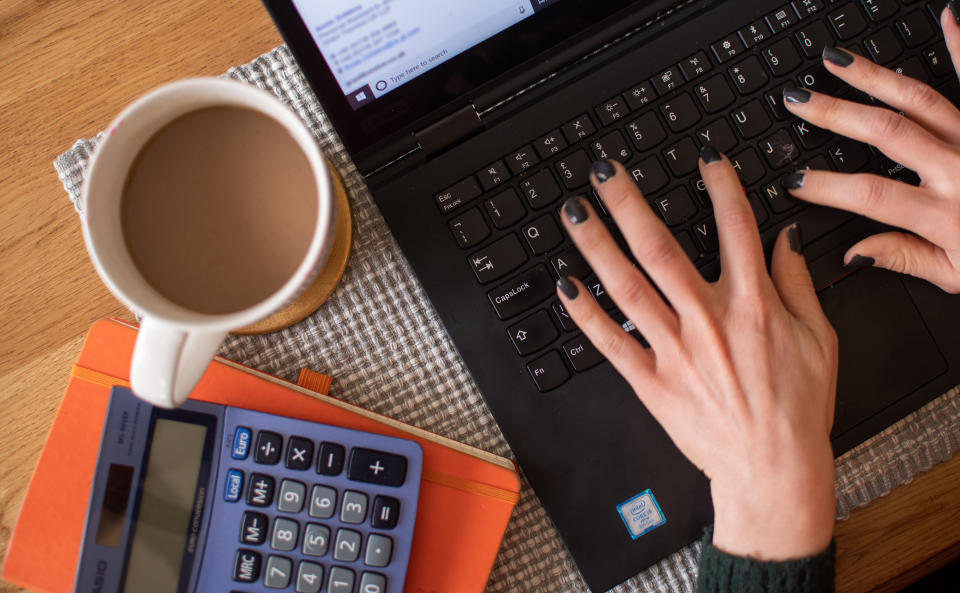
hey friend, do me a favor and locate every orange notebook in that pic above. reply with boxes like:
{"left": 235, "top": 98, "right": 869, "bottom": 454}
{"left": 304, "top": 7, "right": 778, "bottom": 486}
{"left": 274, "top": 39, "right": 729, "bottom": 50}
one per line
{"left": 2, "top": 319, "right": 520, "bottom": 593}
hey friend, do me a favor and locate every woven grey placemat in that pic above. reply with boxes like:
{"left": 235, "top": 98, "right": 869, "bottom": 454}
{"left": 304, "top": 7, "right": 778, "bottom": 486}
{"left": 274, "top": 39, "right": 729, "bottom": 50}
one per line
{"left": 55, "top": 45, "right": 960, "bottom": 593}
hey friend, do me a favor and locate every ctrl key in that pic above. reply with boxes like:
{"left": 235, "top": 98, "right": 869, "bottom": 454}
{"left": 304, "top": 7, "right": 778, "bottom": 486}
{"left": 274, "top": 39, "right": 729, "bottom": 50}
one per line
{"left": 233, "top": 549, "right": 261, "bottom": 583}
{"left": 527, "top": 350, "right": 570, "bottom": 392}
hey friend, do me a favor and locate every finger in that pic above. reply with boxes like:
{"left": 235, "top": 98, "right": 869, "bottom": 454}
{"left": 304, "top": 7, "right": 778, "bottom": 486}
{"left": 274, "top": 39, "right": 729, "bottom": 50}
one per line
{"left": 589, "top": 159, "right": 711, "bottom": 315}
{"left": 844, "top": 232, "right": 960, "bottom": 294}
{"left": 699, "top": 147, "right": 767, "bottom": 290}
{"left": 770, "top": 223, "right": 825, "bottom": 328}
{"left": 782, "top": 169, "right": 950, "bottom": 246}
{"left": 560, "top": 195, "right": 679, "bottom": 343}
{"left": 556, "top": 276, "right": 657, "bottom": 388}
{"left": 941, "top": 5, "right": 960, "bottom": 87}
{"left": 817, "top": 45, "right": 960, "bottom": 145}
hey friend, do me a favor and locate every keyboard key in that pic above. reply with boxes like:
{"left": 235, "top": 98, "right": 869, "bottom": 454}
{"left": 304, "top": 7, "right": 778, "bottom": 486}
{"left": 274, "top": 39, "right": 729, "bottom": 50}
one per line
{"left": 661, "top": 93, "right": 701, "bottom": 131}
{"left": 561, "top": 114, "right": 596, "bottom": 143}
{"left": 371, "top": 495, "right": 401, "bottom": 529}
{"left": 766, "top": 4, "right": 801, "bottom": 32}
{"left": 695, "top": 119, "right": 738, "bottom": 152}
{"left": 556, "top": 150, "right": 593, "bottom": 189}
{"left": 732, "top": 100, "right": 772, "bottom": 138}
{"left": 277, "top": 479, "right": 307, "bottom": 513}
{"left": 762, "top": 37, "right": 803, "bottom": 77}
{"left": 711, "top": 34, "right": 745, "bottom": 63}
{"left": 694, "top": 74, "right": 736, "bottom": 114}
{"left": 652, "top": 65, "right": 683, "bottom": 95}
{"left": 435, "top": 177, "right": 482, "bottom": 214}
{"left": 241, "top": 511, "right": 268, "bottom": 545}
{"left": 316, "top": 442, "right": 345, "bottom": 475}
{"left": 365, "top": 534, "right": 393, "bottom": 567}
{"left": 527, "top": 350, "right": 570, "bottom": 392}
{"left": 487, "top": 265, "right": 555, "bottom": 319}
{"left": 551, "top": 246, "right": 591, "bottom": 278}
{"left": 761, "top": 180, "right": 799, "bottom": 213}
{"left": 679, "top": 51, "right": 713, "bottom": 80}
{"left": 692, "top": 218, "right": 719, "bottom": 253}
{"left": 449, "top": 208, "right": 490, "bottom": 249}
{"left": 469, "top": 234, "right": 528, "bottom": 284}
{"left": 929, "top": 1, "right": 949, "bottom": 23}
{"left": 792, "top": 0, "right": 826, "bottom": 19}
{"left": 691, "top": 176, "right": 711, "bottom": 208}
{"left": 654, "top": 186, "right": 698, "bottom": 226}
{"left": 628, "top": 155, "right": 670, "bottom": 195}
{"left": 255, "top": 431, "right": 283, "bottom": 464}
{"left": 359, "top": 573, "right": 387, "bottom": 593}
{"left": 232, "top": 427, "right": 252, "bottom": 459}
{"left": 924, "top": 42, "right": 953, "bottom": 77}
{"left": 624, "top": 81, "right": 657, "bottom": 110}
{"left": 506, "top": 145, "right": 540, "bottom": 175}
{"left": 764, "top": 88, "right": 792, "bottom": 121}
{"left": 586, "top": 278, "right": 616, "bottom": 310}
{"left": 729, "top": 56, "right": 770, "bottom": 95}
{"left": 341, "top": 490, "right": 369, "bottom": 524}
{"left": 759, "top": 129, "right": 801, "bottom": 168}
{"left": 285, "top": 437, "right": 314, "bottom": 471}
{"left": 796, "top": 20, "right": 836, "bottom": 58}
{"left": 309, "top": 485, "right": 337, "bottom": 519}
{"left": 303, "top": 523, "right": 331, "bottom": 556}
{"left": 476, "top": 161, "right": 511, "bottom": 191}
{"left": 895, "top": 56, "right": 930, "bottom": 83}
{"left": 485, "top": 189, "right": 526, "bottom": 229}
{"left": 552, "top": 300, "right": 578, "bottom": 331}
{"left": 731, "top": 148, "right": 767, "bottom": 185}
{"left": 348, "top": 447, "right": 408, "bottom": 487}
{"left": 328, "top": 567, "right": 355, "bottom": 593}
{"left": 523, "top": 214, "right": 563, "bottom": 255}
{"left": 794, "top": 119, "right": 832, "bottom": 148}
{"left": 798, "top": 63, "right": 842, "bottom": 94}
{"left": 234, "top": 549, "right": 262, "bottom": 583}
{"left": 271, "top": 517, "right": 299, "bottom": 551}
{"left": 334, "top": 529, "right": 362, "bottom": 562}
{"left": 296, "top": 561, "right": 324, "bottom": 593}
{"left": 509, "top": 310, "right": 560, "bottom": 356}
{"left": 591, "top": 130, "right": 633, "bottom": 162}
{"left": 534, "top": 131, "right": 568, "bottom": 159}
{"left": 861, "top": 0, "right": 898, "bottom": 22}
{"left": 829, "top": 3, "right": 868, "bottom": 40}
{"left": 747, "top": 192, "right": 770, "bottom": 225}
{"left": 864, "top": 28, "right": 904, "bottom": 63}
{"left": 662, "top": 137, "right": 700, "bottom": 177}
{"left": 225, "top": 469, "right": 244, "bottom": 502}
{"left": 675, "top": 230, "right": 702, "bottom": 262}
{"left": 625, "top": 112, "right": 668, "bottom": 151}
{"left": 829, "top": 138, "right": 871, "bottom": 172}
{"left": 521, "top": 169, "right": 563, "bottom": 209}
{"left": 873, "top": 155, "right": 921, "bottom": 185}
{"left": 739, "top": 19, "right": 773, "bottom": 48}
{"left": 800, "top": 154, "right": 832, "bottom": 172}
{"left": 562, "top": 334, "right": 605, "bottom": 371}
{"left": 247, "top": 473, "right": 276, "bottom": 507}
{"left": 595, "top": 96, "right": 630, "bottom": 126}
{"left": 265, "top": 555, "right": 293, "bottom": 589}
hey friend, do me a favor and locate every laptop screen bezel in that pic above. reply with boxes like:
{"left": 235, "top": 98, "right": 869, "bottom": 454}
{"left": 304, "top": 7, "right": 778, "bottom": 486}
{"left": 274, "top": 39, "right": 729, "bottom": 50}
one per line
{"left": 261, "top": 0, "right": 676, "bottom": 161}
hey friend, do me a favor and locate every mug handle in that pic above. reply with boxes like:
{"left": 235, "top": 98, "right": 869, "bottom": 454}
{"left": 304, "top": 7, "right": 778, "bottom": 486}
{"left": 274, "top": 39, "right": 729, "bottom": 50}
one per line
{"left": 130, "top": 316, "right": 227, "bottom": 408}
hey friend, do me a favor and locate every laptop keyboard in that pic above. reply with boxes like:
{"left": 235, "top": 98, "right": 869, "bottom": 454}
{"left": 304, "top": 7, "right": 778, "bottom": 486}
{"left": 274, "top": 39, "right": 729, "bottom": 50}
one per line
{"left": 435, "top": 0, "right": 958, "bottom": 393}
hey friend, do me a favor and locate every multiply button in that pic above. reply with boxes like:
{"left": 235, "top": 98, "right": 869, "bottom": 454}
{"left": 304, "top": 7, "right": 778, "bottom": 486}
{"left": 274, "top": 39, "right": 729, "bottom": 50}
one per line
{"left": 254, "top": 431, "right": 282, "bottom": 465}
{"left": 285, "top": 437, "right": 314, "bottom": 471}
{"left": 371, "top": 495, "right": 400, "bottom": 529}
{"left": 347, "top": 447, "right": 408, "bottom": 487}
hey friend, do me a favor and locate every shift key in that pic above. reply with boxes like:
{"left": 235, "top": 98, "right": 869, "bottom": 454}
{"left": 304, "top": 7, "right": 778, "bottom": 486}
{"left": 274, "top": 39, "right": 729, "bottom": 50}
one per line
{"left": 469, "top": 234, "right": 528, "bottom": 283}
{"left": 488, "top": 265, "right": 555, "bottom": 320}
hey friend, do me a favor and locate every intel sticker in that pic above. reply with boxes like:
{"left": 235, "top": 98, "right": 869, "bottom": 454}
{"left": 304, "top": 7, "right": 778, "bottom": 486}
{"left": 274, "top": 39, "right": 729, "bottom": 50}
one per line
{"left": 617, "top": 489, "right": 666, "bottom": 539}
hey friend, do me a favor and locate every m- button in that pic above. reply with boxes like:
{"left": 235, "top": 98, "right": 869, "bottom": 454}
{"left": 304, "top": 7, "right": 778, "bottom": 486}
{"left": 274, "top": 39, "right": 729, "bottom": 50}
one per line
{"left": 347, "top": 447, "right": 408, "bottom": 487}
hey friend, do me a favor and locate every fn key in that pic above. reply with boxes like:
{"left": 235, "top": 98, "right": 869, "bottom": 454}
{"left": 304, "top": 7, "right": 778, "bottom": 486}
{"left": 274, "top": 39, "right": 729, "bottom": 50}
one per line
{"left": 527, "top": 351, "right": 570, "bottom": 392}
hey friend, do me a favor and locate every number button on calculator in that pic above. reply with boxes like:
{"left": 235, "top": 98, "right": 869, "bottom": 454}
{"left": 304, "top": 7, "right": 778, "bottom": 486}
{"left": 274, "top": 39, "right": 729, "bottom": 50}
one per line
{"left": 278, "top": 479, "right": 306, "bottom": 513}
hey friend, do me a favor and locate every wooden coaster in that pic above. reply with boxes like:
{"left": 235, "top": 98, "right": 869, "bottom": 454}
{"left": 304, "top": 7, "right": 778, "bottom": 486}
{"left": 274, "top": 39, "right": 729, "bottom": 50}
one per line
{"left": 234, "top": 166, "right": 353, "bottom": 335}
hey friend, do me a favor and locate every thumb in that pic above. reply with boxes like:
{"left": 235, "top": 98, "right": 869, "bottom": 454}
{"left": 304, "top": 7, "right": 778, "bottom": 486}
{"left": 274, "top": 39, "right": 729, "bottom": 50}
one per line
{"left": 770, "top": 223, "right": 825, "bottom": 326}
{"left": 844, "top": 232, "right": 960, "bottom": 294}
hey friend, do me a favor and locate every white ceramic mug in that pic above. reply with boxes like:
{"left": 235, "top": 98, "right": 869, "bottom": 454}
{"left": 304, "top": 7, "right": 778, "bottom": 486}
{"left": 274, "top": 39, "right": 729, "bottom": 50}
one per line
{"left": 82, "top": 78, "right": 334, "bottom": 408}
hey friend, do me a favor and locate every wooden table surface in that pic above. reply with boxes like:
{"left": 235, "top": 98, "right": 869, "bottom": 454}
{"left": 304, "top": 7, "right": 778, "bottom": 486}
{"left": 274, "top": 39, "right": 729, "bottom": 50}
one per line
{"left": 0, "top": 1, "right": 958, "bottom": 592}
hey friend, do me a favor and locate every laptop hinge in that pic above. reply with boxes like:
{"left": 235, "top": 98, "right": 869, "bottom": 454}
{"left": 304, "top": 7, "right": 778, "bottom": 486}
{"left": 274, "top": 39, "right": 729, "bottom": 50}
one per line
{"left": 414, "top": 104, "right": 483, "bottom": 158}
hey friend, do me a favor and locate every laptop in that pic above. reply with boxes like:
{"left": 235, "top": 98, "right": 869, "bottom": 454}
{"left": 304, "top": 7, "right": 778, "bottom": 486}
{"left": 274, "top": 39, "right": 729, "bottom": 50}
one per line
{"left": 261, "top": 0, "right": 960, "bottom": 590}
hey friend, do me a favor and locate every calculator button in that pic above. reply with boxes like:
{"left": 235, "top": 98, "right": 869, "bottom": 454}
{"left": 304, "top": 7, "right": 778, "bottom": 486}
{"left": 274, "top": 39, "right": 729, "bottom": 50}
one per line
{"left": 271, "top": 517, "right": 300, "bottom": 552}
{"left": 309, "top": 485, "right": 338, "bottom": 519}
{"left": 317, "top": 442, "right": 345, "bottom": 475}
{"left": 302, "top": 523, "right": 331, "bottom": 556}
{"left": 232, "top": 427, "right": 252, "bottom": 459}
{"left": 364, "top": 534, "right": 393, "bottom": 568}
{"left": 334, "top": 529, "right": 363, "bottom": 562}
{"left": 254, "top": 431, "right": 283, "bottom": 465}
{"left": 371, "top": 496, "right": 400, "bottom": 530}
{"left": 360, "top": 572, "right": 387, "bottom": 593}
{"left": 264, "top": 555, "right": 293, "bottom": 589}
{"left": 285, "top": 437, "right": 314, "bottom": 470}
{"left": 224, "top": 469, "right": 244, "bottom": 502}
{"left": 277, "top": 479, "right": 307, "bottom": 513}
{"left": 240, "top": 511, "right": 268, "bottom": 545}
{"left": 233, "top": 549, "right": 261, "bottom": 583}
{"left": 296, "top": 561, "right": 324, "bottom": 593}
{"left": 347, "top": 448, "right": 408, "bottom": 487}
{"left": 328, "top": 567, "right": 355, "bottom": 593}
{"left": 247, "top": 474, "right": 275, "bottom": 507}
{"left": 341, "top": 490, "right": 369, "bottom": 524}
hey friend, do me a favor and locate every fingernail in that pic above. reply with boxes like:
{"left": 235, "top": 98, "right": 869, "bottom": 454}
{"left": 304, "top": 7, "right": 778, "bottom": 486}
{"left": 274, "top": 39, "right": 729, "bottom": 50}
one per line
{"left": 949, "top": 2, "right": 960, "bottom": 27}
{"left": 557, "top": 277, "right": 579, "bottom": 299}
{"left": 563, "top": 196, "right": 589, "bottom": 224}
{"left": 823, "top": 46, "right": 854, "bottom": 67}
{"left": 783, "top": 86, "right": 811, "bottom": 104}
{"left": 592, "top": 160, "right": 616, "bottom": 183}
{"left": 788, "top": 223, "right": 804, "bottom": 255}
{"left": 782, "top": 172, "right": 806, "bottom": 190}
{"left": 845, "top": 254, "right": 875, "bottom": 268}
{"left": 700, "top": 145, "right": 722, "bottom": 164}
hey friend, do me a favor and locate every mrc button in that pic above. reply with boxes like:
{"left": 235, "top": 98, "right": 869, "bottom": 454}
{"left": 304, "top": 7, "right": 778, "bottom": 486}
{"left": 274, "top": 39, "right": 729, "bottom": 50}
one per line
{"left": 347, "top": 447, "right": 407, "bottom": 487}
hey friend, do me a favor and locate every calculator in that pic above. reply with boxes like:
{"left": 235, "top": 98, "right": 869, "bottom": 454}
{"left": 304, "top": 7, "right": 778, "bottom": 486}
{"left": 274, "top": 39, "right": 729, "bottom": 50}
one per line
{"left": 74, "top": 387, "right": 423, "bottom": 593}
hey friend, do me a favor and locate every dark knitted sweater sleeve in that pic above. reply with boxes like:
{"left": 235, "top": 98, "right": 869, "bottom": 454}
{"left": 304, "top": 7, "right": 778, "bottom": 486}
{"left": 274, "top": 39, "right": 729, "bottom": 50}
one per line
{"left": 696, "top": 529, "right": 835, "bottom": 593}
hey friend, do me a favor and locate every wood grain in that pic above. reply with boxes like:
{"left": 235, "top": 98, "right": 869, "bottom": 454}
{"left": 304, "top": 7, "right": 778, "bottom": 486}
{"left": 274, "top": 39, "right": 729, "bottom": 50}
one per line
{"left": 0, "top": 2, "right": 957, "bottom": 592}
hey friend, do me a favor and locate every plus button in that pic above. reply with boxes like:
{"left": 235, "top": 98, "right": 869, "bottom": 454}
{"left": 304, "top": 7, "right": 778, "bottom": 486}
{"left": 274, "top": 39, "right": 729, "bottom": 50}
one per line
{"left": 369, "top": 460, "right": 385, "bottom": 475}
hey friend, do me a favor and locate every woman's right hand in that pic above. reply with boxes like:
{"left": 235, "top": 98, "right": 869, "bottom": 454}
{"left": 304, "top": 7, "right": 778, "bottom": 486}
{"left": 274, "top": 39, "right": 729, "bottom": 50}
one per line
{"left": 781, "top": 8, "right": 960, "bottom": 293}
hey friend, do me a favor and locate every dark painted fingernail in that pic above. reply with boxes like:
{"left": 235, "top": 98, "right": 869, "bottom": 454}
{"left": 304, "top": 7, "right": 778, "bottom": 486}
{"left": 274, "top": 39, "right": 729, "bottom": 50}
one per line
{"left": 700, "top": 145, "right": 722, "bottom": 164}
{"left": 563, "top": 196, "right": 589, "bottom": 224}
{"left": 949, "top": 2, "right": 960, "bottom": 27}
{"left": 823, "top": 46, "right": 854, "bottom": 67}
{"left": 557, "top": 277, "right": 579, "bottom": 299}
{"left": 788, "top": 223, "right": 804, "bottom": 255}
{"left": 783, "top": 86, "right": 811, "bottom": 104}
{"left": 782, "top": 172, "right": 806, "bottom": 190}
{"left": 592, "top": 160, "right": 616, "bottom": 183}
{"left": 845, "top": 254, "right": 875, "bottom": 268}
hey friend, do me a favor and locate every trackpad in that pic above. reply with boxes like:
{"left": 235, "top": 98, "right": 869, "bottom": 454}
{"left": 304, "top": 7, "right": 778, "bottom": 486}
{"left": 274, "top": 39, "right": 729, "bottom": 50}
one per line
{"left": 818, "top": 268, "right": 947, "bottom": 438}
